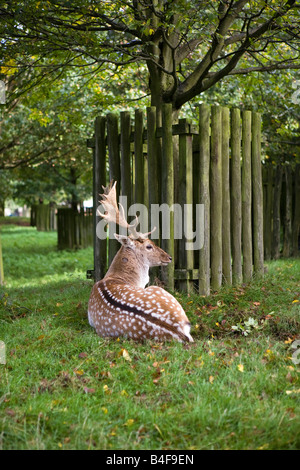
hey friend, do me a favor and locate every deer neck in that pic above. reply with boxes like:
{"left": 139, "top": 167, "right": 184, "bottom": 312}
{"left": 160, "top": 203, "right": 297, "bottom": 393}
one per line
{"left": 103, "top": 246, "right": 150, "bottom": 288}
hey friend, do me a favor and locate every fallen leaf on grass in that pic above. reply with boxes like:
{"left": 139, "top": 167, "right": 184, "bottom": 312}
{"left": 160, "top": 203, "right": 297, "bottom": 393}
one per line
{"left": 78, "top": 352, "right": 88, "bottom": 359}
{"left": 286, "top": 389, "right": 300, "bottom": 395}
{"left": 238, "top": 364, "right": 244, "bottom": 372}
{"left": 124, "top": 418, "right": 134, "bottom": 427}
{"left": 119, "top": 348, "right": 132, "bottom": 362}
{"left": 84, "top": 387, "right": 95, "bottom": 394}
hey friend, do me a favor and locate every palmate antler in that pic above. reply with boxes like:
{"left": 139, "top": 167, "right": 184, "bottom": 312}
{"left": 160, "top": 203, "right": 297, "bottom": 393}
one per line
{"left": 98, "top": 181, "right": 155, "bottom": 239}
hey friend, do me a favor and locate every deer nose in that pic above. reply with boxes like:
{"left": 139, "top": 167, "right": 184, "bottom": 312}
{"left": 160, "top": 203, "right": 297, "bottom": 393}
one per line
{"left": 168, "top": 256, "right": 172, "bottom": 261}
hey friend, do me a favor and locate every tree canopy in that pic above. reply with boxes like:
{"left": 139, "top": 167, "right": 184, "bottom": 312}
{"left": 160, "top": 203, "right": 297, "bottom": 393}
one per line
{"left": 1, "top": 0, "right": 300, "bottom": 115}
{"left": 0, "top": 1, "right": 299, "bottom": 209}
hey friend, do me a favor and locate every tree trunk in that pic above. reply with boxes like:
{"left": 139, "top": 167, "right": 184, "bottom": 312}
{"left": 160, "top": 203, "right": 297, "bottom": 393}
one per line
{"left": 0, "top": 199, "right": 4, "bottom": 217}
{"left": 272, "top": 164, "right": 283, "bottom": 260}
{"left": 264, "top": 165, "right": 273, "bottom": 260}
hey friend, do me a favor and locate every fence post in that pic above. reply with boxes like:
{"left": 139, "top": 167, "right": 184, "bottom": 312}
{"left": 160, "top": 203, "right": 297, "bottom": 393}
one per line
{"left": 161, "top": 103, "right": 174, "bottom": 290}
{"left": 222, "top": 107, "right": 231, "bottom": 285}
{"left": 120, "top": 111, "right": 132, "bottom": 209}
{"left": 252, "top": 112, "right": 264, "bottom": 274}
{"left": 134, "top": 109, "right": 147, "bottom": 230}
{"left": 198, "top": 104, "right": 210, "bottom": 296}
{"left": 178, "top": 118, "right": 194, "bottom": 293}
{"left": 107, "top": 113, "right": 121, "bottom": 264}
{"left": 264, "top": 164, "right": 273, "bottom": 260}
{"left": 147, "top": 106, "right": 160, "bottom": 282}
{"left": 272, "top": 164, "right": 282, "bottom": 259}
{"left": 94, "top": 116, "right": 107, "bottom": 282}
{"left": 242, "top": 110, "right": 253, "bottom": 282}
{"left": 134, "top": 110, "right": 144, "bottom": 204}
{"left": 147, "top": 106, "right": 159, "bottom": 223}
{"left": 231, "top": 108, "right": 242, "bottom": 284}
{"left": 210, "top": 106, "right": 222, "bottom": 290}
{"left": 283, "top": 164, "right": 293, "bottom": 257}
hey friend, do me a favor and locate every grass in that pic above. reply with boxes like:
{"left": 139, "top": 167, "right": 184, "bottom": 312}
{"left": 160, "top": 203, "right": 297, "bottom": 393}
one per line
{"left": 0, "top": 224, "right": 299, "bottom": 450}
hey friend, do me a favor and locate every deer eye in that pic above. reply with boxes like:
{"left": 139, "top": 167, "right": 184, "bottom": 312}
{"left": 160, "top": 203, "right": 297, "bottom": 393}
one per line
{"left": 146, "top": 244, "right": 153, "bottom": 250}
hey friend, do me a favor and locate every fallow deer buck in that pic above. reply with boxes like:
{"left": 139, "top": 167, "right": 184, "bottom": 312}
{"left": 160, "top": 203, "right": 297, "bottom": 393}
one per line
{"left": 88, "top": 181, "right": 193, "bottom": 343}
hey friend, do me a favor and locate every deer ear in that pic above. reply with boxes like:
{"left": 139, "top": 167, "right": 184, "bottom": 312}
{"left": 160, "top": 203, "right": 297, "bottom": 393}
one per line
{"left": 114, "top": 233, "right": 135, "bottom": 247}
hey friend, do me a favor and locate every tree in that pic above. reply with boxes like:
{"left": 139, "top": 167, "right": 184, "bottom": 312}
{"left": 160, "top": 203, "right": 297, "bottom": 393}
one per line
{"left": 1, "top": 0, "right": 299, "bottom": 121}
{"left": 0, "top": 70, "right": 97, "bottom": 209}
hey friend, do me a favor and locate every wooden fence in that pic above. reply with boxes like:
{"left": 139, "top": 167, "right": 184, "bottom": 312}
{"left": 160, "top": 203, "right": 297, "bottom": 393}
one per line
{"left": 87, "top": 104, "right": 264, "bottom": 294}
{"left": 31, "top": 204, "right": 57, "bottom": 231}
{"left": 57, "top": 207, "right": 93, "bottom": 250}
{"left": 263, "top": 162, "right": 300, "bottom": 260}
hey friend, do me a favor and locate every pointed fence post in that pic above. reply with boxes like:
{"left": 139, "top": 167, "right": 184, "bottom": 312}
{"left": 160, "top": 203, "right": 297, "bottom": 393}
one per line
{"left": 198, "top": 104, "right": 211, "bottom": 296}
{"left": 222, "top": 107, "right": 231, "bottom": 285}
{"left": 242, "top": 110, "right": 253, "bottom": 282}
{"left": 178, "top": 118, "right": 194, "bottom": 293}
{"left": 161, "top": 103, "right": 174, "bottom": 290}
{"left": 107, "top": 113, "right": 121, "bottom": 265}
{"left": 231, "top": 108, "right": 242, "bottom": 284}
{"left": 94, "top": 116, "right": 107, "bottom": 282}
{"left": 252, "top": 112, "right": 264, "bottom": 274}
{"left": 210, "top": 105, "right": 222, "bottom": 290}
{"left": 120, "top": 111, "right": 132, "bottom": 209}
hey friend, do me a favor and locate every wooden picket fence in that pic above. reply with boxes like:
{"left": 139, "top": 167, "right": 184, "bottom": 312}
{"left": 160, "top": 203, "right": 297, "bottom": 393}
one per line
{"left": 263, "top": 162, "right": 300, "bottom": 260}
{"left": 57, "top": 207, "right": 93, "bottom": 250}
{"left": 87, "top": 104, "right": 264, "bottom": 294}
{"left": 31, "top": 203, "right": 57, "bottom": 231}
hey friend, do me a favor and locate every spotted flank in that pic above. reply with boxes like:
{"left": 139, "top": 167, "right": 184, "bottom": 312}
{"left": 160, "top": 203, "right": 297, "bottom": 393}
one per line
{"left": 88, "top": 280, "right": 193, "bottom": 343}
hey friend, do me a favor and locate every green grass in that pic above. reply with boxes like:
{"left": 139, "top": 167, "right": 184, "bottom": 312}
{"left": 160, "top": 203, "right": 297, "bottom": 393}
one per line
{"left": 0, "top": 225, "right": 299, "bottom": 450}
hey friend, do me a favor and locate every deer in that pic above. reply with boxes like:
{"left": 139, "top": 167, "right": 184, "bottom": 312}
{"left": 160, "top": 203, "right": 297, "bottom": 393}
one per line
{"left": 88, "top": 181, "right": 193, "bottom": 343}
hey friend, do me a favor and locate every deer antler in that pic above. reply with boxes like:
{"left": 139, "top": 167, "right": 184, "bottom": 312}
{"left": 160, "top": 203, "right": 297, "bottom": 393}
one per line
{"left": 98, "top": 181, "right": 139, "bottom": 237}
{"left": 98, "top": 181, "right": 156, "bottom": 239}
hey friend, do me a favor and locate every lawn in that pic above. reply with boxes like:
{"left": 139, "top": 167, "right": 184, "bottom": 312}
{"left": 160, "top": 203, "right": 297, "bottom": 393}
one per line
{"left": 0, "top": 224, "right": 299, "bottom": 450}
